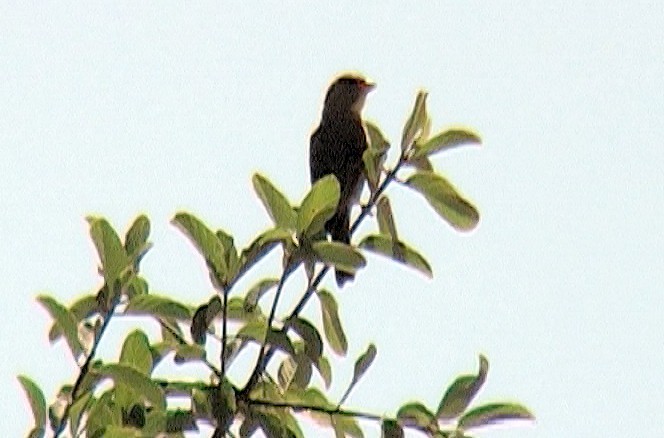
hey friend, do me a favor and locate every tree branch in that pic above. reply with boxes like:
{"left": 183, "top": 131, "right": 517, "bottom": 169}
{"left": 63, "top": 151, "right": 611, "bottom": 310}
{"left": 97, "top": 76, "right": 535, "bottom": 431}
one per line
{"left": 53, "top": 286, "right": 121, "bottom": 437}
{"left": 291, "top": 151, "right": 406, "bottom": 318}
{"left": 240, "top": 151, "right": 407, "bottom": 397}
{"left": 242, "top": 261, "right": 293, "bottom": 393}
{"left": 246, "top": 397, "right": 384, "bottom": 422}
{"left": 220, "top": 288, "right": 229, "bottom": 379}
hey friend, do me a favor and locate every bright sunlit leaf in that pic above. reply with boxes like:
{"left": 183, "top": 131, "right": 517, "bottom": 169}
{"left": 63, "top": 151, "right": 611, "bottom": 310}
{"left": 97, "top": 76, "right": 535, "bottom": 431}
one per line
{"left": 401, "top": 91, "right": 428, "bottom": 151}
{"left": 406, "top": 171, "right": 480, "bottom": 232}
{"left": 297, "top": 174, "right": 340, "bottom": 237}
{"left": 37, "top": 295, "right": 84, "bottom": 359}
{"left": 437, "top": 355, "right": 489, "bottom": 420}
{"left": 412, "top": 127, "right": 481, "bottom": 159}
{"left": 252, "top": 173, "right": 297, "bottom": 229}
{"left": 458, "top": 402, "right": 534, "bottom": 431}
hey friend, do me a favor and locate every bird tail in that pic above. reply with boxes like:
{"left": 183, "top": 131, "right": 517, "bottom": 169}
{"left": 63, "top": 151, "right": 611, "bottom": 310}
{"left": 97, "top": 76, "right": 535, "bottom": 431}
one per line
{"left": 327, "top": 210, "right": 354, "bottom": 288}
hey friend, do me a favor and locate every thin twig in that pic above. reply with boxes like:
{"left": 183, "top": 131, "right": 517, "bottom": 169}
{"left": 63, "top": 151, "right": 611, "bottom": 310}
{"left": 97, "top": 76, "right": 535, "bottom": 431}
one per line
{"left": 248, "top": 395, "right": 438, "bottom": 436}
{"left": 243, "top": 262, "right": 292, "bottom": 392}
{"left": 246, "top": 397, "right": 384, "bottom": 422}
{"left": 159, "top": 319, "right": 222, "bottom": 379}
{"left": 241, "top": 152, "right": 408, "bottom": 397}
{"left": 54, "top": 289, "right": 121, "bottom": 437}
{"left": 220, "top": 288, "right": 229, "bottom": 379}
{"left": 291, "top": 151, "right": 406, "bottom": 318}
{"left": 337, "top": 386, "right": 352, "bottom": 409}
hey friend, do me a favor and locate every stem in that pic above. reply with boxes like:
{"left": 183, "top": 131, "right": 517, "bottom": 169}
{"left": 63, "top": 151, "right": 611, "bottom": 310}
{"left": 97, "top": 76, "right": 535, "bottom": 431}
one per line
{"left": 246, "top": 397, "right": 384, "bottom": 422}
{"left": 220, "top": 289, "right": 228, "bottom": 379}
{"left": 243, "top": 261, "right": 292, "bottom": 392}
{"left": 292, "top": 151, "right": 406, "bottom": 318}
{"left": 54, "top": 289, "right": 121, "bottom": 437}
{"left": 241, "top": 152, "right": 408, "bottom": 396}
{"left": 337, "top": 386, "right": 352, "bottom": 409}
{"left": 160, "top": 319, "right": 222, "bottom": 379}
{"left": 247, "top": 396, "right": 437, "bottom": 436}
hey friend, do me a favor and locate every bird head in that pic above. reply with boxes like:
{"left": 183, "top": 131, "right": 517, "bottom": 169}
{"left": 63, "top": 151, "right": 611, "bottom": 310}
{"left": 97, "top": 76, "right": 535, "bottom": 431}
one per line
{"left": 323, "top": 74, "right": 375, "bottom": 118}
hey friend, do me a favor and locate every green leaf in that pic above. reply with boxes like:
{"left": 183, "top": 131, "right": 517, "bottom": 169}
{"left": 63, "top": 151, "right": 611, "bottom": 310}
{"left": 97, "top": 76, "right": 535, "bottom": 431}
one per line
{"left": 316, "top": 290, "right": 347, "bottom": 356}
{"left": 364, "top": 122, "right": 390, "bottom": 194}
{"left": 359, "top": 234, "right": 432, "bottom": 278}
{"left": 190, "top": 302, "right": 210, "bottom": 345}
{"left": 174, "top": 344, "right": 206, "bottom": 364}
{"left": 244, "top": 278, "right": 280, "bottom": 312}
{"left": 26, "top": 428, "right": 45, "bottom": 438}
{"left": 352, "top": 343, "right": 377, "bottom": 386}
{"left": 125, "top": 276, "right": 148, "bottom": 298}
{"left": 256, "top": 411, "right": 298, "bottom": 438}
{"left": 238, "top": 320, "right": 295, "bottom": 355}
{"left": 406, "top": 171, "right": 480, "bottom": 232}
{"left": 252, "top": 173, "right": 297, "bottom": 229}
{"left": 299, "top": 387, "right": 332, "bottom": 409}
{"left": 119, "top": 330, "right": 153, "bottom": 375}
{"left": 396, "top": 402, "right": 435, "bottom": 429}
{"left": 401, "top": 91, "right": 428, "bottom": 150}
{"left": 236, "top": 227, "right": 293, "bottom": 283}
{"left": 332, "top": 414, "right": 364, "bottom": 438}
{"left": 280, "top": 410, "right": 305, "bottom": 438}
{"left": 190, "top": 295, "right": 226, "bottom": 345}
{"left": 243, "top": 227, "right": 293, "bottom": 256}
{"left": 124, "top": 214, "right": 150, "bottom": 259}
{"left": 458, "top": 402, "right": 534, "bottom": 430}
{"left": 363, "top": 148, "right": 383, "bottom": 194}
{"left": 86, "top": 391, "right": 122, "bottom": 436}
{"left": 286, "top": 317, "right": 323, "bottom": 362}
{"left": 314, "top": 355, "right": 332, "bottom": 389}
{"left": 405, "top": 155, "right": 433, "bottom": 171}
{"left": 165, "top": 409, "right": 198, "bottom": 433}
{"left": 37, "top": 295, "right": 84, "bottom": 359}
{"left": 381, "top": 419, "right": 404, "bottom": 438}
{"left": 312, "top": 241, "right": 366, "bottom": 274}
{"left": 249, "top": 380, "right": 283, "bottom": 405}
{"left": 376, "top": 197, "right": 398, "bottom": 241}
{"left": 278, "top": 356, "right": 297, "bottom": 391}
{"left": 86, "top": 216, "right": 130, "bottom": 285}
{"left": 268, "top": 329, "right": 296, "bottom": 357}
{"left": 123, "top": 403, "right": 146, "bottom": 429}
{"left": 420, "top": 114, "right": 432, "bottom": 143}
{"left": 69, "top": 392, "right": 92, "bottom": 437}
{"left": 171, "top": 212, "right": 228, "bottom": 285}
{"left": 227, "top": 295, "right": 257, "bottom": 320}
{"left": 412, "top": 127, "right": 482, "bottom": 159}
{"left": 237, "top": 319, "right": 268, "bottom": 343}
{"left": 437, "top": 355, "right": 489, "bottom": 420}
{"left": 48, "top": 294, "right": 98, "bottom": 343}
{"left": 216, "top": 228, "right": 240, "bottom": 281}
{"left": 48, "top": 386, "right": 71, "bottom": 434}
{"left": 297, "top": 174, "right": 340, "bottom": 237}
{"left": 103, "top": 426, "right": 144, "bottom": 437}
{"left": 18, "top": 375, "right": 46, "bottom": 430}
{"left": 125, "top": 294, "right": 192, "bottom": 321}
{"left": 283, "top": 349, "right": 314, "bottom": 390}
{"left": 365, "top": 120, "right": 390, "bottom": 153}
{"left": 100, "top": 364, "right": 165, "bottom": 409}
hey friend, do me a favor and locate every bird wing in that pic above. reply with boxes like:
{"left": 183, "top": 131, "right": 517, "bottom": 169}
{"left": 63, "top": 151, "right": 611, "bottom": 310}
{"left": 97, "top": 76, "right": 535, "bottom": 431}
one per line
{"left": 309, "top": 117, "right": 367, "bottom": 205}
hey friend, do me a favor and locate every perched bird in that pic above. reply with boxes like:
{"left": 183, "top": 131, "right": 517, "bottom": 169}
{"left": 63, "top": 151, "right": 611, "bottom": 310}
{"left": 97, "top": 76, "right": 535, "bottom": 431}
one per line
{"left": 310, "top": 74, "right": 375, "bottom": 287}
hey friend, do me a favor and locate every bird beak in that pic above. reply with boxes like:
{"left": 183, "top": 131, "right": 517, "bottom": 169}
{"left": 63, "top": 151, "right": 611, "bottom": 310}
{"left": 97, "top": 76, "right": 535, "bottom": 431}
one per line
{"left": 361, "top": 81, "right": 376, "bottom": 93}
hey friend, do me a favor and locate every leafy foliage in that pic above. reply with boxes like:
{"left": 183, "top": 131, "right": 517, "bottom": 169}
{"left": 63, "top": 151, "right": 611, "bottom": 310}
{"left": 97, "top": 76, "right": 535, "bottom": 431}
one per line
{"left": 20, "top": 89, "right": 532, "bottom": 437}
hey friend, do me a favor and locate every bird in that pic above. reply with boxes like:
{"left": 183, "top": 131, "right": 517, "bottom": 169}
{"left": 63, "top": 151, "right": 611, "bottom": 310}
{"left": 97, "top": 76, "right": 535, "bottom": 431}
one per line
{"left": 310, "top": 74, "right": 375, "bottom": 287}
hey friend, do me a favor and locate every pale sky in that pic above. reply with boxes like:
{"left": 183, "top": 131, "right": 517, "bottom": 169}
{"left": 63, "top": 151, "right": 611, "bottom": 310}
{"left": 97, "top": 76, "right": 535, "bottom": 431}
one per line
{"left": 2, "top": 2, "right": 663, "bottom": 437}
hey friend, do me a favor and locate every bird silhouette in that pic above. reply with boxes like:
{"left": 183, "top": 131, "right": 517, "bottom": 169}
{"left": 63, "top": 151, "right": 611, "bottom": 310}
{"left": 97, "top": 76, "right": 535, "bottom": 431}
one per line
{"left": 310, "top": 74, "right": 375, "bottom": 287}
